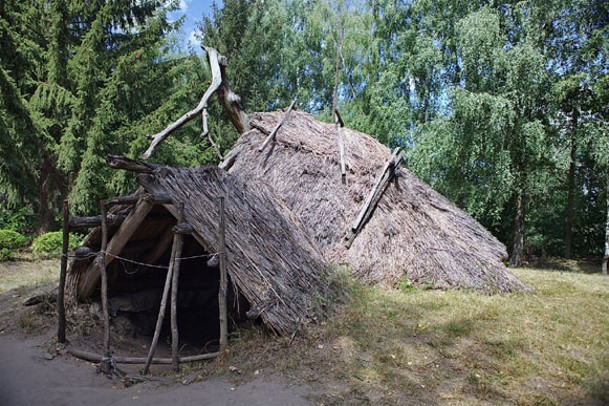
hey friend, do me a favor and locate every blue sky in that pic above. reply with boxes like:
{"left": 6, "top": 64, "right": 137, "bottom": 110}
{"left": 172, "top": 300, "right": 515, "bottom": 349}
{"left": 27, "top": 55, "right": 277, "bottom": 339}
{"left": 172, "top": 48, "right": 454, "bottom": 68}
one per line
{"left": 170, "top": 0, "right": 221, "bottom": 50}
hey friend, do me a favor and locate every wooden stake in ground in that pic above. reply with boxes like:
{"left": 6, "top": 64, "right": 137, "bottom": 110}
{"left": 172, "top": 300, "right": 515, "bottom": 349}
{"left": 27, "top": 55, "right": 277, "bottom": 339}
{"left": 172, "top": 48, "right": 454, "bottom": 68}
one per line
{"left": 218, "top": 196, "right": 228, "bottom": 351}
{"left": 99, "top": 201, "right": 111, "bottom": 358}
{"left": 170, "top": 204, "right": 185, "bottom": 372}
{"left": 57, "top": 199, "right": 69, "bottom": 344}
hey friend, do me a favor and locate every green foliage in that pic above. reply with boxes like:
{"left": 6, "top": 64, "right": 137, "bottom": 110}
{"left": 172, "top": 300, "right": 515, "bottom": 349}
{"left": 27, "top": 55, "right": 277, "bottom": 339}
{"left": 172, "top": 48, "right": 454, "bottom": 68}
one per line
{"left": 31, "top": 231, "right": 82, "bottom": 259}
{"left": 0, "top": 229, "right": 28, "bottom": 261}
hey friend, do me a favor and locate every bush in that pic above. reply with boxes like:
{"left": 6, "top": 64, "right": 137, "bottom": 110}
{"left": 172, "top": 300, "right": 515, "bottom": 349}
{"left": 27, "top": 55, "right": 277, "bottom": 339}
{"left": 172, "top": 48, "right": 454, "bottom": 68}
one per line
{"left": 0, "top": 229, "right": 29, "bottom": 261}
{"left": 32, "top": 232, "right": 82, "bottom": 259}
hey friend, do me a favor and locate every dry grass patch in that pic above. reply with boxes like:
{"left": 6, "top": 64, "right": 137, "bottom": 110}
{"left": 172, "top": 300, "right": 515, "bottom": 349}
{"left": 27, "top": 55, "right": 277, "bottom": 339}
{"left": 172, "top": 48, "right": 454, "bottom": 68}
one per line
{"left": 217, "top": 268, "right": 609, "bottom": 405}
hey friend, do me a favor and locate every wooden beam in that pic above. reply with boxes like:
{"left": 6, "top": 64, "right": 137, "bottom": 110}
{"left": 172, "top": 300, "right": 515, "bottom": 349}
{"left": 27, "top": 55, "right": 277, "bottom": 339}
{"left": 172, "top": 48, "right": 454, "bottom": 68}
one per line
{"left": 345, "top": 148, "right": 404, "bottom": 248}
{"left": 68, "top": 347, "right": 218, "bottom": 364}
{"left": 258, "top": 98, "right": 297, "bottom": 152}
{"left": 218, "top": 144, "right": 245, "bottom": 171}
{"left": 69, "top": 214, "right": 125, "bottom": 230}
{"left": 106, "top": 155, "right": 158, "bottom": 173}
{"left": 142, "top": 226, "right": 174, "bottom": 265}
{"left": 106, "top": 195, "right": 141, "bottom": 206}
{"left": 78, "top": 198, "right": 154, "bottom": 300}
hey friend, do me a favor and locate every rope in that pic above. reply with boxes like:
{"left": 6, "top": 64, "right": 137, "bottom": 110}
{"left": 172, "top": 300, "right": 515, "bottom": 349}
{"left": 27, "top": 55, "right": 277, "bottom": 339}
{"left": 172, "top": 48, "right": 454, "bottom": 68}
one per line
{"left": 61, "top": 251, "right": 219, "bottom": 270}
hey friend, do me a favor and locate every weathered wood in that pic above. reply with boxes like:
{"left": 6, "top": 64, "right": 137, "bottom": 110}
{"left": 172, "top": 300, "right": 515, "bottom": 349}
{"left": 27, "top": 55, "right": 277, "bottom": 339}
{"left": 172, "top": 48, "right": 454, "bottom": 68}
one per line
{"left": 172, "top": 223, "right": 193, "bottom": 235}
{"left": 107, "top": 155, "right": 158, "bottom": 173}
{"left": 106, "top": 195, "right": 141, "bottom": 206}
{"left": 171, "top": 204, "right": 185, "bottom": 372}
{"left": 142, "top": 226, "right": 175, "bottom": 265}
{"left": 218, "top": 144, "right": 245, "bottom": 171}
{"left": 78, "top": 198, "right": 154, "bottom": 300}
{"left": 346, "top": 148, "right": 403, "bottom": 248}
{"left": 69, "top": 214, "right": 126, "bottom": 230}
{"left": 335, "top": 109, "right": 346, "bottom": 182}
{"left": 218, "top": 196, "right": 228, "bottom": 351}
{"left": 143, "top": 235, "right": 177, "bottom": 375}
{"left": 212, "top": 46, "right": 250, "bottom": 135}
{"left": 258, "top": 98, "right": 297, "bottom": 152}
{"left": 99, "top": 201, "right": 111, "bottom": 357}
{"left": 67, "top": 347, "right": 219, "bottom": 364}
{"left": 57, "top": 200, "right": 68, "bottom": 343}
{"left": 142, "top": 47, "right": 225, "bottom": 160}
{"left": 201, "top": 108, "right": 224, "bottom": 161}
{"left": 142, "top": 193, "right": 173, "bottom": 205}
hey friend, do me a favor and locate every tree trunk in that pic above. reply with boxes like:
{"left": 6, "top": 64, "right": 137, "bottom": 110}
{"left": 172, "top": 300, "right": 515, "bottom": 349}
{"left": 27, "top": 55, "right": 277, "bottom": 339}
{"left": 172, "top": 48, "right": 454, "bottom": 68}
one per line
{"left": 509, "top": 167, "right": 526, "bottom": 268}
{"left": 565, "top": 130, "right": 577, "bottom": 259}
{"left": 603, "top": 172, "right": 608, "bottom": 275}
{"left": 331, "top": 10, "right": 343, "bottom": 122}
{"left": 509, "top": 188, "right": 525, "bottom": 268}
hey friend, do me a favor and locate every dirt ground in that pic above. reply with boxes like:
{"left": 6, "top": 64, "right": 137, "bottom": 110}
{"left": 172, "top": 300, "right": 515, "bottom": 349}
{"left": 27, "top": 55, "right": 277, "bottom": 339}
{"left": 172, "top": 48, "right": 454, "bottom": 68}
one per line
{"left": 0, "top": 329, "right": 315, "bottom": 406}
{"left": 0, "top": 260, "right": 316, "bottom": 406}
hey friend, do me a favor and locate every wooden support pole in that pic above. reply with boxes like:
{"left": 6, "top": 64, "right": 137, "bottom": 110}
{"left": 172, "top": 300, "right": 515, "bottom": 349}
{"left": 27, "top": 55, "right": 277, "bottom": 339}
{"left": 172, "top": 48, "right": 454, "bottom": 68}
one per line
{"left": 105, "top": 195, "right": 141, "bottom": 206}
{"left": 143, "top": 212, "right": 181, "bottom": 375}
{"left": 68, "top": 347, "right": 219, "bottom": 364}
{"left": 57, "top": 200, "right": 69, "bottom": 344}
{"left": 69, "top": 214, "right": 126, "bottom": 231}
{"left": 218, "top": 196, "right": 228, "bottom": 351}
{"left": 170, "top": 204, "right": 185, "bottom": 372}
{"left": 345, "top": 148, "right": 404, "bottom": 248}
{"left": 334, "top": 109, "right": 346, "bottom": 183}
{"left": 99, "top": 201, "right": 111, "bottom": 358}
{"left": 258, "top": 98, "right": 297, "bottom": 152}
{"left": 78, "top": 198, "right": 155, "bottom": 300}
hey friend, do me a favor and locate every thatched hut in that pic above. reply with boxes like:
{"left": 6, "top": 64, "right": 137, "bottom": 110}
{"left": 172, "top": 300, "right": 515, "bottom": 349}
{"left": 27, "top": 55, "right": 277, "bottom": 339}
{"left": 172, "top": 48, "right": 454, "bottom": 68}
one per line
{"left": 221, "top": 110, "right": 529, "bottom": 293}
{"left": 65, "top": 166, "right": 330, "bottom": 339}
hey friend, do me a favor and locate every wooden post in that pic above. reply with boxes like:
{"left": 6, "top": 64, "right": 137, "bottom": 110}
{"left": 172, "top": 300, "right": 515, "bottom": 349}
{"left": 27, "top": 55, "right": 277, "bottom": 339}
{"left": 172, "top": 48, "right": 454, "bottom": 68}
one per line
{"left": 170, "top": 204, "right": 185, "bottom": 372}
{"left": 57, "top": 200, "right": 69, "bottom": 343}
{"left": 143, "top": 213, "right": 181, "bottom": 374}
{"left": 334, "top": 109, "right": 346, "bottom": 183}
{"left": 99, "top": 201, "right": 111, "bottom": 358}
{"left": 218, "top": 197, "right": 228, "bottom": 351}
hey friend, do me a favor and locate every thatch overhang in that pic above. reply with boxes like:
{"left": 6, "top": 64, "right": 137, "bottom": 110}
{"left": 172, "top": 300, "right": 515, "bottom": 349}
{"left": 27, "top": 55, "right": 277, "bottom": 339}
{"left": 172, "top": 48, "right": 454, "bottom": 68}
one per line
{"left": 68, "top": 166, "right": 330, "bottom": 335}
{"left": 223, "top": 110, "right": 529, "bottom": 293}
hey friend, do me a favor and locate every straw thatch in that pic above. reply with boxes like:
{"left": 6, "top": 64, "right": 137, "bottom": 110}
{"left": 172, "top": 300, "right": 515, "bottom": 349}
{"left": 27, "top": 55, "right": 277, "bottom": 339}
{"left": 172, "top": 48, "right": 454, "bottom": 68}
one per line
{"left": 223, "top": 110, "right": 529, "bottom": 292}
{"left": 67, "top": 166, "right": 330, "bottom": 335}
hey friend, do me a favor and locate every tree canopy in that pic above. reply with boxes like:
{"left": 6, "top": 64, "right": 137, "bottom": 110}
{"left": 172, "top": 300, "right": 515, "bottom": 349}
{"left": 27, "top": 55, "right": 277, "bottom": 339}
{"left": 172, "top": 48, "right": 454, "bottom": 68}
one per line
{"left": 1, "top": 0, "right": 607, "bottom": 268}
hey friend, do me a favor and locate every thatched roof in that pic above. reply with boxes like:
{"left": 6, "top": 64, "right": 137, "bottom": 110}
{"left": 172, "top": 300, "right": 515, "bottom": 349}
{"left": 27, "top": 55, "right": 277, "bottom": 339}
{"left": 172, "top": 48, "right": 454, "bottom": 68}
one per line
{"left": 223, "top": 110, "right": 529, "bottom": 293}
{"left": 70, "top": 166, "right": 330, "bottom": 335}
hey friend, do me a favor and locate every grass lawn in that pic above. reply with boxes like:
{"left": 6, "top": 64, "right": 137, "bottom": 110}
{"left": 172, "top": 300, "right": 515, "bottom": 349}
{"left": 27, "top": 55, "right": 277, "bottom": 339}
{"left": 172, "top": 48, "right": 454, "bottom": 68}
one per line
{"left": 220, "top": 268, "right": 609, "bottom": 405}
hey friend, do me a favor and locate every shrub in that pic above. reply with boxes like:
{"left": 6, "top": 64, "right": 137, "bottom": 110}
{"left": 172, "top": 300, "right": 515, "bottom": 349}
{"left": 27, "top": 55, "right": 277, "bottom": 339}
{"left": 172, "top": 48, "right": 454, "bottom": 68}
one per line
{"left": 32, "top": 232, "right": 82, "bottom": 259}
{"left": 0, "top": 229, "right": 29, "bottom": 261}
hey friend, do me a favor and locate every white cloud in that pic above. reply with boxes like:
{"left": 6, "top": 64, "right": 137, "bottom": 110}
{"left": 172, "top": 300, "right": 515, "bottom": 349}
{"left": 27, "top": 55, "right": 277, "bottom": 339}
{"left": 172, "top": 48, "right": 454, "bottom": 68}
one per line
{"left": 179, "top": 0, "right": 189, "bottom": 12}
